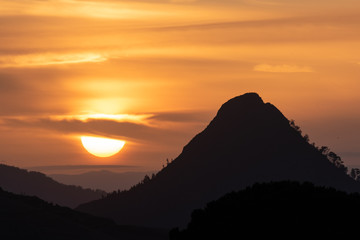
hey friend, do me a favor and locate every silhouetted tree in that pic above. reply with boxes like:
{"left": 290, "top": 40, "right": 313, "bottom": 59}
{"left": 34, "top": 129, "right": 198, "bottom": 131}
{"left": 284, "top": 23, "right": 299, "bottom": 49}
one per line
{"left": 288, "top": 122, "right": 347, "bottom": 173}
{"left": 289, "top": 119, "right": 302, "bottom": 135}
{"left": 350, "top": 168, "right": 360, "bottom": 181}
{"left": 303, "top": 134, "right": 310, "bottom": 143}
{"left": 142, "top": 175, "right": 151, "bottom": 184}
{"left": 327, "top": 151, "right": 347, "bottom": 173}
{"left": 319, "top": 146, "right": 330, "bottom": 155}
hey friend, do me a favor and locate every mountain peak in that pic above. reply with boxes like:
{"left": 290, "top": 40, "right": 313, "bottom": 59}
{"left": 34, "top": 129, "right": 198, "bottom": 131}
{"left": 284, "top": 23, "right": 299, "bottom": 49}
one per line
{"left": 214, "top": 92, "right": 266, "bottom": 122}
{"left": 77, "top": 93, "right": 360, "bottom": 228}
{"left": 225, "top": 92, "right": 264, "bottom": 105}
{"left": 200, "top": 92, "right": 286, "bottom": 137}
{"left": 217, "top": 92, "right": 264, "bottom": 114}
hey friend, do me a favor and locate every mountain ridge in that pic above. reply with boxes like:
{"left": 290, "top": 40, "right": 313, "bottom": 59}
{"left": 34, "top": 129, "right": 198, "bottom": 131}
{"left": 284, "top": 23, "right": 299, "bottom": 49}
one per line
{"left": 0, "top": 164, "right": 106, "bottom": 208}
{"left": 50, "top": 170, "right": 156, "bottom": 192}
{"left": 170, "top": 181, "right": 360, "bottom": 239}
{"left": 0, "top": 187, "right": 168, "bottom": 240}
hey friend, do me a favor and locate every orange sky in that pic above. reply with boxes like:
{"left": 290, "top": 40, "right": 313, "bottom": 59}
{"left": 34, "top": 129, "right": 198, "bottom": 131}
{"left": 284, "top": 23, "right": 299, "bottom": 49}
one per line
{"left": 0, "top": 0, "right": 359, "bottom": 173}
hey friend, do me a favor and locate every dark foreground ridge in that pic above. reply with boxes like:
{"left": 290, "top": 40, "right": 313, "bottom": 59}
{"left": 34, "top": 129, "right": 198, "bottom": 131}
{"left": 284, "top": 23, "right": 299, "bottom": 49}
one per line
{"left": 77, "top": 93, "right": 360, "bottom": 228}
{"left": 0, "top": 187, "right": 168, "bottom": 240}
{"left": 170, "top": 181, "right": 360, "bottom": 239}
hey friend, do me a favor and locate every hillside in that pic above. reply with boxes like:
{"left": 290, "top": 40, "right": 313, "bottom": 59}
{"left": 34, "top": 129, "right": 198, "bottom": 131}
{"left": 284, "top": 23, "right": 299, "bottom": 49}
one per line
{"left": 169, "top": 181, "right": 360, "bottom": 239}
{"left": 77, "top": 93, "right": 360, "bottom": 228}
{"left": 0, "top": 187, "right": 167, "bottom": 240}
{"left": 51, "top": 170, "right": 156, "bottom": 192}
{"left": 0, "top": 164, "right": 106, "bottom": 208}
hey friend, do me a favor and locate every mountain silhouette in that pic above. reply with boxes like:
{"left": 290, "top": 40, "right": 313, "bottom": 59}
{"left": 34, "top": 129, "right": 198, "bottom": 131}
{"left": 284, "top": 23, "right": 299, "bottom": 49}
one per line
{"left": 51, "top": 170, "right": 156, "bottom": 192}
{"left": 77, "top": 93, "right": 360, "bottom": 228}
{"left": 0, "top": 187, "right": 167, "bottom": 240}
{"left": 0, "top": 164, "right": 106, "bottom": 208}
{"left": 169, "top": 181, "right": 360, "bottom": 239}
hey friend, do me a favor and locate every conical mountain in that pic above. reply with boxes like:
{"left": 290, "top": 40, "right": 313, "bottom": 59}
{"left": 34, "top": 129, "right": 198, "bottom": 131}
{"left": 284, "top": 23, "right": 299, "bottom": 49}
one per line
{"left": 77, "top": 93, "right": 360, "bottom": 228}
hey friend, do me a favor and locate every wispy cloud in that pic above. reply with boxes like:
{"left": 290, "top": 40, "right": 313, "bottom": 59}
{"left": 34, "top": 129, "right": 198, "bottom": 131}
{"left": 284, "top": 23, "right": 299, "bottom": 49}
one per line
{"left": 0, "top": 110, "right": 208, "bottom": 144}
{"left": 0, "top": 52, "right": 107, "bottom": 68}
{"left": 146, "top": 111, "right": 212, "bottom": 123}
{"left": 0, "top": 0, "right": 168, "bottom": 20}
{"left": 253, "top": 64, "right": 314, "bottom": 73}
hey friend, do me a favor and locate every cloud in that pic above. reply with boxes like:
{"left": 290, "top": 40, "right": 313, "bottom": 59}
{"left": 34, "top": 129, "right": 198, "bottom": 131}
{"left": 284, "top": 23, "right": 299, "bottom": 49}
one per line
{"left": 0, "top": 109, "right": 212, "bottom": 148}
{"left": 253, "top": 64, "right": 314, "bottom": 73}
{"left": 0, "top": 0, "right": 167, "bottom": 20}
{"left": 0, "top": 74, "right": 22, "bottom": 92}
{"left": 147, "top": 111, "right": 212, "bottom": 123}
{"left": 0, "top": 52, "right": 107, "bottom": 68}
{"left": 0, "top": 116, "right": 195, "bottom": 144}
{"left": 146, "top": 14, "right": 360, "bottom": 32}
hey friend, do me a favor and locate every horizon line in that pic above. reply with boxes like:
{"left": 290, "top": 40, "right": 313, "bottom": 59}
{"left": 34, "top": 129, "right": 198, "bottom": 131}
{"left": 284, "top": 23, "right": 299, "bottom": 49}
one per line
{"left": 25, "top": 164, "right": 139, "bottom": 171}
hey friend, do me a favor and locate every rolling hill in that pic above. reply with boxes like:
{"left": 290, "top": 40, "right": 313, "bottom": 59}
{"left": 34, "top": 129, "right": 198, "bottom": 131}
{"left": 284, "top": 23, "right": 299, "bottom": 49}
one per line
{"left": 0, "top": 187, "right": 167, "bottom": 240}
{"left": 169, "top": 181, "right": 360, "bottom": 239}
{"left": 0, "top": 164, "right": 106, "bottom": 208}
{"left": 51, "top": 170, "right": 156, "bottom": 192}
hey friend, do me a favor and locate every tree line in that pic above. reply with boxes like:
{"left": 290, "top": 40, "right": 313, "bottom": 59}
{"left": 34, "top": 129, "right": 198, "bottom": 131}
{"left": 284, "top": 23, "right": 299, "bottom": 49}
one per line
{"left": 289, "top": 120, "right": 355, "bottom": 178}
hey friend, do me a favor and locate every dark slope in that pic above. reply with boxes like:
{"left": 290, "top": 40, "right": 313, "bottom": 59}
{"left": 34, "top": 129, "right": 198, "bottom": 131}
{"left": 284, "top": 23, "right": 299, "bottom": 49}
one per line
{"left": 51, "top": 170, "right": 156, "bottom": 192}
{"left": 169, "top": 181, "right": 360, "bottom": 239}
{"left": 0, "top": 164, "right": 105, "bottom": 208}
{"left": 0, "top": 187, "right": 168, "bottom": 240}
{"left": 77, "top": 93, "right": 360, "bottom": 228}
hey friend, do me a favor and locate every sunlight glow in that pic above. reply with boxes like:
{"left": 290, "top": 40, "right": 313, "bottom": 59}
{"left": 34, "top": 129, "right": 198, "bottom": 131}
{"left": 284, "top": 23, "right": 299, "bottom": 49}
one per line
{"left": 81, "top": 136, "right": 125, "bottom": 158}
{"left": 53, "top": 113, "right": 150, "bottom": 123}
{"left": 80, "top": 113, "right": 150, "bottom": 122}
{"left": 0, "top": 0, "right": 166, "bottom": 19}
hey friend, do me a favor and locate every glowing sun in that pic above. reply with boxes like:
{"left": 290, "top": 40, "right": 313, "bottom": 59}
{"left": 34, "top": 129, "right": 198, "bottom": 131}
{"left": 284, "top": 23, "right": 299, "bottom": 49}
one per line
{"left": 81, "top": 136, "right": 125, "bottom": 157}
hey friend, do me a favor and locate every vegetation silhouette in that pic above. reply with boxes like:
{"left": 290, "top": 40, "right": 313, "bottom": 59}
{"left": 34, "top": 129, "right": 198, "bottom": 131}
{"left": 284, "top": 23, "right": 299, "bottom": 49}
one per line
{"left": 77, "top": 93, "right": 360, "bottom": 228}
{"left": 0, "top": 164, "right": 106, "bottom": 208}
{"left": 169, "top": 181, "right": 360, "bottom": 239}
{"left": 0, "top": 187, "right": 168, "bottom": 240}
{"left": 350, "top": 168, "right": 360, "bottom": 181}
{"left": 289, "top": 120, "right": 348, "bottom": 173}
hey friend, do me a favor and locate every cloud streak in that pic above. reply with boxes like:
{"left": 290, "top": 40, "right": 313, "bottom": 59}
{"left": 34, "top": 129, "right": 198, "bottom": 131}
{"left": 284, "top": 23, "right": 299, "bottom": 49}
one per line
{"left": 0, "top": 111, "right": 209, "bottom": 144}
{"left": 145, "top": 14, "right": 360, "bottom": 31}
{"left": 146, "top": 111, "right": 212, "bottom": 123}
{"left": 0, "top": 52, "right": 107, "bottom": 68}
{"left": 253, "top": 64, "right": 314, "bottom": 73}
{"left": 0, "top": 0, "right": 168, "bottom": 20}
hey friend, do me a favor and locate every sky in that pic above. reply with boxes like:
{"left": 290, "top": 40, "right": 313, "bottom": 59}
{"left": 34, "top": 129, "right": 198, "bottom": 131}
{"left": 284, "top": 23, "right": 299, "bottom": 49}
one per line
{"left": 0, "top": 0, "right": 359, "bottom": 173}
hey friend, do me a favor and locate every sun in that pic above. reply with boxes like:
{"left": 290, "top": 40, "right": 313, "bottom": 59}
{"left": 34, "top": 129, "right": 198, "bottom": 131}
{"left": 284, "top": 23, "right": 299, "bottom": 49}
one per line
{"left": 81, "top": 136, "right": 125, "bottom": 157}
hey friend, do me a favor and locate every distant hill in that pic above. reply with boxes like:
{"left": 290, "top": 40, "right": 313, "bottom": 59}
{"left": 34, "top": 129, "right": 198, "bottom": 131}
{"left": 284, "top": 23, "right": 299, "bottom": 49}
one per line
{"left": 77, "top": 93, "right": 360, "bottom": 228}
{"left": 51, "top": 170, "right": 156, "bottom": 192}
{"left": 0, "top": 187, "right": 168, "bottom": 240}
{"left": 169, "top": 181, "right": 360, "bottom": 239}
{"left": 0, "top": 164, "right": 106, "bottom": 208}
